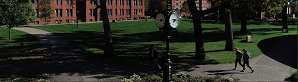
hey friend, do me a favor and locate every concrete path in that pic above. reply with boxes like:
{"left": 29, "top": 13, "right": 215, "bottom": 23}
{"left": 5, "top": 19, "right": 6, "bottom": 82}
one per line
{"left": 3, "top": 27, "right": 297, "bottom": 81}
{"left": 177, "top": 34, "right": 297, "bottom": 81}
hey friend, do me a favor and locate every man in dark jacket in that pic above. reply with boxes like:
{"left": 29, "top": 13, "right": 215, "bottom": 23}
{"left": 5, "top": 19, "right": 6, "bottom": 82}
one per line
{"left": 233, "top": 48, "right": 244, "bottom": 70}
{"left": 241, "top": 49, "right": 254, "bottom": 73}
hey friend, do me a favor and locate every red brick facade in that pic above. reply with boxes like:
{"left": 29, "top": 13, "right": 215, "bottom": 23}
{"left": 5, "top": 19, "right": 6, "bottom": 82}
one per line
{"left": 29, "top": 0, "right": 145, "bottom": 25}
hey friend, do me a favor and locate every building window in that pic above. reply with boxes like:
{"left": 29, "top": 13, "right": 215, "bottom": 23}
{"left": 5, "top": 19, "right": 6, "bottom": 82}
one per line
{"left": 90, "top": 19, "right": 92, "bottom": 22}
{"left": 35, "top": 21, "right": 39, "bottom": 24}
{"left": 110, "top": 9, "right": 112, "bottom": 16}
{"left": 122, "top": 9, "right": 124, "bottom": 15}
{"left": 89, "top": 9, "right": 92, "bottom": 16}
{"left": 173, "top": 5, "right": 175, "bottom": 8}
{"left": 70, "top": 9, "right": 72, "bottom": 17}
{"left": 66, "top": 20, "right": 69, "bottom": 23}
{"left": 90, "top": 0, "right": 92, "bottom": 5}
{"left": 70, "top": 0, "right": 72, "bottom": 4}
{"left": 66, "top": 9, "right": 69, "bottom": 17}
{"left": 119, "top": 9, "right": 121, "bottom": 15}
{"left": 35, "top": 9, "right": 39, "bottom": 17}
{"left": 133, "top": 9, "right": 135, "bottom": 15}
{"left": 66, "top": 0, "right": 68, "bottom": 5}
{"left": 120, "top": 0, "right": 121, "bottom": 5}
{"left": 110, "top": 0, "right": 112, "bottom": 5}
{"left": 107, "top": 0, "right": 109, "bottom": 5}
{"left": 55, "top": 0, "right": 58, "bottom": 5}
{"left": 115, "top": 0, "right": 117, "bottom": 5}
{"left": 115, "top": 9, "right": 117, "bottom": 16}
{"left": 93, "top": 9, "right": 95, "bottom": 16}
{"left": 98, "top": 0, "right": 100, "bottom": 5}
{"left": 35, "top": 0, "right": 38, "bottom": 4}
{"left": 126, "top": 9, "right": 128, "bottom": 15}
{"left": 59, "top": 9, "right": 62, "bottom": 17}
{"left": 129, "top": 9, "right": 131, "bottom": 15}
{"left": 59, "top": 0, "right": 62, "bottom": 5}
{"left": 55, "top": 20, "right": 58, "bottom": 23}
{"left": 30, "top": 0, "right": 34, "bottom": 4}
{"left": 107, "top": 9, "right": 109, "bottom": 16}
{"left": 55, "top": 9, "right": 58, "bottom": 17}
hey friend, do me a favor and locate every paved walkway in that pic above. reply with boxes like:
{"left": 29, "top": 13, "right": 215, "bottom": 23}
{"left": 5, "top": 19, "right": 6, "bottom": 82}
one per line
{"left": 2, "top": 27, "right": 297, "bottom": 81}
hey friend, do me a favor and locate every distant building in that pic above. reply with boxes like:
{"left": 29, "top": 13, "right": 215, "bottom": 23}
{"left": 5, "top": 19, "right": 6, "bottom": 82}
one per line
{"left": 29, "top": 0, "right": 145, "bottom": 25}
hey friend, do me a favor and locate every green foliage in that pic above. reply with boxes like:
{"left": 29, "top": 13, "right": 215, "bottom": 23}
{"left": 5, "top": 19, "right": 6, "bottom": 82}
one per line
{"left": 205, "top": 77, "right": 217, "bottom": 82}
{"left": 117, "top": 18, "right": 122, "bottom": 21}
{"left": 130, "top": 73, "right": 141, "bottom": 81}
{"left": 147, "top": 74, "right": 162, "bottom": 81}
{"left": 46, "top": 22, "right": 51, "bottom": 25}
{"left": 262, "top": 0, "right": 288, "bottom": 16}
{"left": 70, "top": 20, "right": 75, "bottom": 23}
{"left": 122, "top": 18, "right": 126, "bottom": 20}
{"left": 134, "top": 17, "right": 139, "bottom": 20}
{"left": 77, "top": 20, "right": 81, "bottom": 23}
{"left": 59, "top": 21, "right": 63, "bottom": 24}
{"left": 127, "top": 18, "right": 132, "bottom": 20}
{"left": 181, "top": 1, "right": 190, "bottom": 15}
{"left": 290, "top": 70, "right": 297, "bottom": 81}
{"left": 0, "top": 0, "right": 36, "bottom": 27}
{"left": 176, "top": 72, "right": 191, "bottom": 78}
{"left": 36, "top": 0, "right": 54, "bottom": 19}
{"left": 144, "top": 0, "right": 149, "bottom": 11}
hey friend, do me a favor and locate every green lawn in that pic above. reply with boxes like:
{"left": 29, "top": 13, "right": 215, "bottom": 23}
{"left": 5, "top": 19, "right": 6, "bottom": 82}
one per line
{"left": 0, "top": 28, "right": 46, "bottom": 64}
{"left": 31, "top": 20, "right": 297, "bottom": 66}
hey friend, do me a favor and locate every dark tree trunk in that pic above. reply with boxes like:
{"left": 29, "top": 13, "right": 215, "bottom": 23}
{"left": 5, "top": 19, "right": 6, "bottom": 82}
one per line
{"left": 282, "top": 6, "right": 288, "bottom": 33}
{"left": 240, "top": 12, "right": 247, "bottom": 34}
{"left": 275, "top": 14, "right": 279, "bottom": 20}
{"left": 100, "top": 0, "right": 114, "bottom": 56}
{"left": 95, "top": 9, "right": 98, "bottom": 21}
{"left": 9, "top": 27, "right": 11, "bottom": 39}
{"left": 224, "top": 10, "right": 234, "bottom": 51}
{"left": 45, "top": 17, "right": 47, "bottom": 26}
{"left": 187, "top": 0, "right": 205, "bottom": 61}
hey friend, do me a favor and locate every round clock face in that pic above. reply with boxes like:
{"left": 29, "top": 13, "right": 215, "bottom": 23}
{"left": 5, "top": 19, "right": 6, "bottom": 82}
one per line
{"left": 155, "top": 13, "right": 165, "bottom": 28}
{"left": 169, "top": 12, "right": 180, "bottom": 28}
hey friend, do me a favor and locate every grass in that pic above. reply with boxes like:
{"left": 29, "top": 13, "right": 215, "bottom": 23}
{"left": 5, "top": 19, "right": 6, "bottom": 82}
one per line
{"left": 0, "top": 28, "right": 46, "bottom": 64}
{"left": 31, "top": 20, "right": 297, "bottom": 66}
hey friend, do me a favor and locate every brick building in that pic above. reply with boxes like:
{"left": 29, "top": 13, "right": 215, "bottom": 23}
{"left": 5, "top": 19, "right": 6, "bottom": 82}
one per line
{"left": 146, "top": 0, "right": 213, "bottom": 17}
{"left": 29, "top": 0, "right": 145, "bottom": 25}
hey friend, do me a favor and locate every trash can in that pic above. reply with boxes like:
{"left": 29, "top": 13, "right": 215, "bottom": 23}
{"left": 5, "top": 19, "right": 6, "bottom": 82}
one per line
{"left": 246, "top": 35, "right": 251, "bottom": 43}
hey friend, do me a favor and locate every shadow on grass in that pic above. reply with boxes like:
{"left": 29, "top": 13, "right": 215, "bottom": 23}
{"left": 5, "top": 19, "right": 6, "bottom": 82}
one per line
{"left": 0, "top": 34, "right": 46, "bottom": 64}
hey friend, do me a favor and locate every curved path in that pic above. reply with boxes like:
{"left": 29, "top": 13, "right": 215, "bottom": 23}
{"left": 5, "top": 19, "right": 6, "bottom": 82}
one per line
{"left": 2, "top": 27, "right": 296, "bottom": 81}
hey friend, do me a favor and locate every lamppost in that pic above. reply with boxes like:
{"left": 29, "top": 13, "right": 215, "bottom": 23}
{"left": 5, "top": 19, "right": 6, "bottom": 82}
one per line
{"left": 77, "top": 9, "right": 79, "bottom": 28}
{"left": 217, "top": 10, "right": 219, "bottom": 23}
{"left": 155, "top": 1, "right": 180, "bottom": 81}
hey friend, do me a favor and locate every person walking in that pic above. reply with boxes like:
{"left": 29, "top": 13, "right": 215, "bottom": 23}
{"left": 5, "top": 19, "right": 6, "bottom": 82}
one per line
{"left": 241, "top": 49, "right": 254, "bottom": 73}
{"left": 151, "top": 47, "right": 161, "bottom": 71}
{"left": 233, "top": 48, "right": 244, "bottom": 70}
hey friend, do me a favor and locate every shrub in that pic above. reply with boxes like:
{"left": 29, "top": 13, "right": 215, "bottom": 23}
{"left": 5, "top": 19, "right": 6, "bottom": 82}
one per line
{"left": 144, "top": 16, "right": 148, "bottom": 20}
{"left": 127, "top": 18, "right": 132, "bottom": 20}
{"left": 262, "top": 17, "right": 268, "bottom": 21}
{"left": 122, "top": 18, "right": 126, "bottom": 20}
{"left": 77, "top": 20, "right": 81, "bottom": 23}
{"left": 134, "top": 17, "right": 139, "bottom": 20}
{"left": 70, "top": 21, "right": 74, "bottom": 23}
{"left": 58, "top": 21, "right": 63, "bottom": 24}
{"left": 46, "top": 22, "right": 51, "bottom": 25}
{"left": 147, "top": 74, "right": 162, "bottom": 82}
{"left": 290, "top": 70, "right": 297, "bottom": 81}
{"left": 117, "top": 18, "right": 122, "bottom": 21}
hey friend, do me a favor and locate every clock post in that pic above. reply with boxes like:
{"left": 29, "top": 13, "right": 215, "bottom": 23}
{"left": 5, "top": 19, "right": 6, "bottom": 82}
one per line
{"left": 155, "top": 1, "right": 180, "bottom": 81}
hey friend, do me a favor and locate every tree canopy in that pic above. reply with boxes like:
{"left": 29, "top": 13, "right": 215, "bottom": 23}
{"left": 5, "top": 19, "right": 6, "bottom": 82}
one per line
{"left": 37, "top": 0, "right": 54, "bottom": 26}
{"left": 0, "top": 0, "right": 36, "bottom": 39}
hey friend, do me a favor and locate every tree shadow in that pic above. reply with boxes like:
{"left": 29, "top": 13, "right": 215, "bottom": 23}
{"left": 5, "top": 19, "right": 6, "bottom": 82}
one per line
{"left": 0, "top": 34, "right": 46, "bottom": 64}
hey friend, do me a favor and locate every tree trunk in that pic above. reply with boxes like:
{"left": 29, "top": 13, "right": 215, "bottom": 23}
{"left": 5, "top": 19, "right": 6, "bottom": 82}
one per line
{"left": 240, "top": 12, "right": 247, "bottom": 34}
{"left": 187, "top": 0, "right": 205, "bottom": 61}
{"left": 282, "top": 6, "right": 288, "bottom": 33}
{"left": 224, "top": 10, "right": 234, "bottom": 51}
{"left": 275, "top": 14, "right": 279, "bottom": 20}
{"left": 45, "top": 17, "right": 47, "bottom": 26}
{"left": 9, "top": 27, "right": 11, "bottom": 39}
{"left": 100, "top": 0, "right": 114, "bottom": 56}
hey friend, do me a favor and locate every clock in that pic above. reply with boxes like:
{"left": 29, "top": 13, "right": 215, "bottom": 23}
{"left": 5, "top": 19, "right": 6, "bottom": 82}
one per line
{"left": 155, "top": 13, "right": 165, "bottom": 28}
{"left": 169, "top": 12, "right": 180, "bottom": 28}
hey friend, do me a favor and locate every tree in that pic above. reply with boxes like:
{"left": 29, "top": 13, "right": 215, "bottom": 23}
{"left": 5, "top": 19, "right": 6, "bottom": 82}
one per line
{"left": 158, "top": 1, "right": 167, "bottom": 10}
{"left": 180, "top": 1, "right": 191, "bottom": 18}
{"left": 212, "top": 0, "right": 265, "bottom": 34}
{"left": 91, "top": 0, "right": 115, "bottom": 56}
{"left": 224, "top": 9, "right": 234, "bottom": 51}
{"left": 36, "top": 0, "right": 54, "bottom": 26}
{"left": 187, "top": 0, "right": 229, "bottom": 60}
{"left": 0, "top": 0, "right": 36, "bottom": 39}
{"left": 144, "top": 0, "right": 149, "bottom": 11}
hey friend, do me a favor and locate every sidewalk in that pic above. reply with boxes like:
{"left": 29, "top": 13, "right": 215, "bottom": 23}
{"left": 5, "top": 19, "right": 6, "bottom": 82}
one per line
{"left": 5, "top": 27, "right": 297, "bottom": 81}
